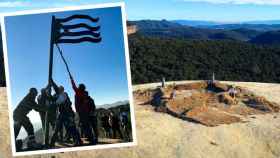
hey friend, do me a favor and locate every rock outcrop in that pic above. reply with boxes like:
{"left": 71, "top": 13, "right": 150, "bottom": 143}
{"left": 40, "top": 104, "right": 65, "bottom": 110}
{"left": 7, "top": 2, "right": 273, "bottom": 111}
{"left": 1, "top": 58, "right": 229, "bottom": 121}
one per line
{"left": 134, "top": 81, "right": 280, "bottom": 126}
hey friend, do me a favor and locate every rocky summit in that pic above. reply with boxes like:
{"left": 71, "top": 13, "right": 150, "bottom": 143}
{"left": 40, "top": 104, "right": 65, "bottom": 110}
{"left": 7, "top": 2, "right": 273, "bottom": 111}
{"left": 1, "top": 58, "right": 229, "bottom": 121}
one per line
{"left": 1, "top": 81, "right": 280, "bottom": 158}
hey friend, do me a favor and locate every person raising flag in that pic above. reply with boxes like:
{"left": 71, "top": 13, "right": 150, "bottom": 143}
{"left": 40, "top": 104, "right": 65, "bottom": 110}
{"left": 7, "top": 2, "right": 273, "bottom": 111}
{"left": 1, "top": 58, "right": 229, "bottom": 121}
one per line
{"left": 69, "top": 75, "right": 95, "bottom": 144}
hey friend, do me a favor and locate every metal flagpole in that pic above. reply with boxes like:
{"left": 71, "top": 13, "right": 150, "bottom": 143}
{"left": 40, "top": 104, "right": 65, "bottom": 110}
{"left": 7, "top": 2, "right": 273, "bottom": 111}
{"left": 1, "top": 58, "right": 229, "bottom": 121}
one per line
{"left": 49, "top": 16, "right": 56, "bottom": 90}
{"left": 45, "top": 15, "right": 56, "bottom": 147}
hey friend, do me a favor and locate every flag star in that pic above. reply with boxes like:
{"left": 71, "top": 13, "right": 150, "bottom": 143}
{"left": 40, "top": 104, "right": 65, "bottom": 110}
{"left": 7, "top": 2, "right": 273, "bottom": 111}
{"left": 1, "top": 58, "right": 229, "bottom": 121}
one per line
{"left": 60, "top": 28, "right": 64, "bottom": 33}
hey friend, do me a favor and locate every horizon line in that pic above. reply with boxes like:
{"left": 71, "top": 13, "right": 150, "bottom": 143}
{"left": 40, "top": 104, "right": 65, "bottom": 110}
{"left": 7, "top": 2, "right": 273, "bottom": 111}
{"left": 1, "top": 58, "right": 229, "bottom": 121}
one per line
{"left": 127, "top": 18, "right": 280, "bottom": 24}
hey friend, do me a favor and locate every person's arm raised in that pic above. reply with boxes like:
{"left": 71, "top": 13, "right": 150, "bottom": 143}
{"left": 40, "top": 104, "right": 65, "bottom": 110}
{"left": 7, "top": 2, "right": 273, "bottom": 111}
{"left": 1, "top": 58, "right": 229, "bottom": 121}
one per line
{"left": 52, "top": 79, "right": 59, "bottom": 94}
{"left": 70, "top": 75, "right": 78, "bottom": 92}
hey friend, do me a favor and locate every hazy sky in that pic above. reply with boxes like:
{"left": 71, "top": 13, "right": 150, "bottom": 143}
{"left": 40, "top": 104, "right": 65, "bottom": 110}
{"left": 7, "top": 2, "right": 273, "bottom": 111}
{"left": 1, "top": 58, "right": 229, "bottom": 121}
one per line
{"left": 0, "top": 0, "right": 280, "bottom": 22}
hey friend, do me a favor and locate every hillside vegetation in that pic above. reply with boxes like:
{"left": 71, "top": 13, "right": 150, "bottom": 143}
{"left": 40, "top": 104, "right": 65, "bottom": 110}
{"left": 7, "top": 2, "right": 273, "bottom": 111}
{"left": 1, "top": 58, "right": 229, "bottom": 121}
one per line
{"left": 251, "top": 31, "right": 280, "bottom": 45}
{"left": 129, "top": 34, "right": 280, "bottom": 84}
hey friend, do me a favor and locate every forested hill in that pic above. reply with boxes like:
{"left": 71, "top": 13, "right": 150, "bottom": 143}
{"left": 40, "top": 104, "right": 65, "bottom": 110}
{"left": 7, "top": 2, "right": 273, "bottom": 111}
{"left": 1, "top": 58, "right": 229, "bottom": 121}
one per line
{"left": 129, "top": 20, "right": 258, "bottom": 41}
{"left": 129, "top": 20, "right": 280, "bottom": 45}
{"left": 129, "top": 34, "right": 280, "bottom": 84}
{"left": 250, "top": 31, "right": 280, "bottom": 45}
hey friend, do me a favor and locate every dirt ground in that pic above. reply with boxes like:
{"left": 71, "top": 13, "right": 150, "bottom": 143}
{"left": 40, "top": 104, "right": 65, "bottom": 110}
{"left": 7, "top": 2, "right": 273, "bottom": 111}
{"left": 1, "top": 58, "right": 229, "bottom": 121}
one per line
{"left": 1, "top": 81, "right": 280, "bottom": 158}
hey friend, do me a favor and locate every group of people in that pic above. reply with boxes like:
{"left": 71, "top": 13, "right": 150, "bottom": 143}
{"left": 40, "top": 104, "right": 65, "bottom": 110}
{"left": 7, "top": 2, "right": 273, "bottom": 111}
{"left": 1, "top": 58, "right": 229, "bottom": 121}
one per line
{"left": 13, "top": 75, "right": 98, "bottom": 150}
{"left": 100, "top": 110, "right": 130, "bottom": 141}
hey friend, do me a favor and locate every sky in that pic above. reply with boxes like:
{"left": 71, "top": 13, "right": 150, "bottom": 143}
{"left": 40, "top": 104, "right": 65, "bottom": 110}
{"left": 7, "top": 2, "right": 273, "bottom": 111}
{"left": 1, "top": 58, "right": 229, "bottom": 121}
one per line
{"left": 0, "top": 0, "right": 279, "bottom": 22}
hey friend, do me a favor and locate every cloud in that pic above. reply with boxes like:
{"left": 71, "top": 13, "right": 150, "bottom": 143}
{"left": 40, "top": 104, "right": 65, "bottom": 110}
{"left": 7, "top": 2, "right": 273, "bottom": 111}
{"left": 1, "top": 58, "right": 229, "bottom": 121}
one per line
{"left": 0, "top": 0, "right": 91, "bottom": 9}
{"left": 181, "top": 0, "right": 280, "bottom": 5}
{"left": 0, "top": 1, "right": 31, "bottom": 8}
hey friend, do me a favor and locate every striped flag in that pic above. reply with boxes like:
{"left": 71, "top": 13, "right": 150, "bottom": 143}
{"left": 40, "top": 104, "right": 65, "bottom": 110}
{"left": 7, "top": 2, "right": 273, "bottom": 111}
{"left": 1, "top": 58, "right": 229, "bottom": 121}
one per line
{"left": 53, "top": 14, "right": 102, "bottom": 44}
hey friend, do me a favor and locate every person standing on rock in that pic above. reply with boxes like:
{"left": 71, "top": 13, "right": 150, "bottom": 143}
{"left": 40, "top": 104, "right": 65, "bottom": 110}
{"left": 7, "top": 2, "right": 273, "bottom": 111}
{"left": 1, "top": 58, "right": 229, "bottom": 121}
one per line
{"left": 119, "top": 110, "right": 130, "bottom": 141}
{"left": 109, "top": 111, "right": 123, "bottom": 139}
{"left": 151, "top": 87, "right": 164, "bottom": 107}
{"left": 13, "top": 88, "right": 46, "bottom": 149}
{"left": 37, "top": 86, "right": 56, "bottom": 132}
{"left": 101, "top": 113, "right": 112, "bottom": 138}
{"left": 85, "top": 91, "right": 99, "bottom": 144}
{"left": 50, "top": 79, "right": 82, "bottom": 147}
{"left": 69, "top": 75, "right": 95, "bottom": 144}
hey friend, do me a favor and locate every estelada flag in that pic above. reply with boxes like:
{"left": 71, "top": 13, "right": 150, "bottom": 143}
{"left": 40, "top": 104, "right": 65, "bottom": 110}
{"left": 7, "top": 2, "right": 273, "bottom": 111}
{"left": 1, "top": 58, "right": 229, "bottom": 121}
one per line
{"left": 53, "top": 14, "right": 102, "bottom": 44}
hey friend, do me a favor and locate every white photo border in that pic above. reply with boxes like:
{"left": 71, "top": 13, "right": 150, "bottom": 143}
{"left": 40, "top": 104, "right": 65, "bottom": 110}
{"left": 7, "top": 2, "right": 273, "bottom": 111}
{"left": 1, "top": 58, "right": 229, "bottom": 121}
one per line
{"left": 0, "top": 2, "right": 137, "bottom": 156}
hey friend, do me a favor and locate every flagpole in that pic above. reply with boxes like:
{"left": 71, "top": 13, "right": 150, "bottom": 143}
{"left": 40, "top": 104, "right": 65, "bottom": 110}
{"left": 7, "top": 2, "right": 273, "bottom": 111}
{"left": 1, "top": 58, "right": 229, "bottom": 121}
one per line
{"left": 48, "top": 16, "right": 55, "bottom": 89}
{"left": 45, "top": 15, "right": 56, "bottom": 147}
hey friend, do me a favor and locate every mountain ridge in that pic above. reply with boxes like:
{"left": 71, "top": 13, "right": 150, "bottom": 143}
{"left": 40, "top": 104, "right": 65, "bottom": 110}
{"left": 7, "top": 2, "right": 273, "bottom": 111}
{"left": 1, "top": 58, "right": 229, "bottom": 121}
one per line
{"left": 129, "top": 20, "right": 262, "bottom": 41}
{"left": 98, "top": 100, "right": 129, "bottom": 109}
{"left": 129, "top": 19, "right": 280, "bottom": 45}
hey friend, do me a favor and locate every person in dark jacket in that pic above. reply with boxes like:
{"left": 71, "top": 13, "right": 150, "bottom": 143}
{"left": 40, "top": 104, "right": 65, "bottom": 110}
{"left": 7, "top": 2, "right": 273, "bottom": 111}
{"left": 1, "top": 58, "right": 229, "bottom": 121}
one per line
{"left": 69, "top": 75, "right": 94, "bottom": 144}
{"left": 70, "top": 75, "right": 89, "bottom": 114}
{"left": 101, "top": 113, "right": 111, "bottom": 138}
{"left": 85, "top": 91, "right": 98, "bottom": 144}
{"left": 50, "top": 79, "right": 82, "bottom": 147}
{"left": 109, "top": 111, "right": 123, "bottom": 139}
{"left": 119, "top": 110, "right": 130, "bottom": 141}
{"left": 13, "top": 88, "right": 46, "bottom": 149}
{"left": 151, "top": 87, "right": 164, "bottom": 107}
{"left": 37, "top": 86, "right": 56, "bottom": 131}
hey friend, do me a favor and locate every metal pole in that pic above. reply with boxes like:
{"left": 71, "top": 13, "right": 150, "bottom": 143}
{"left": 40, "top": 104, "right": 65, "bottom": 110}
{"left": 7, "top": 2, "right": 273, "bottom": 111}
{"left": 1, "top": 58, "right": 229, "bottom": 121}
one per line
{"left": 48, "top": 16, "right": 55, "bottom": 89}
{"left": 45, "top": 15, "right": 56, "bottom": 147}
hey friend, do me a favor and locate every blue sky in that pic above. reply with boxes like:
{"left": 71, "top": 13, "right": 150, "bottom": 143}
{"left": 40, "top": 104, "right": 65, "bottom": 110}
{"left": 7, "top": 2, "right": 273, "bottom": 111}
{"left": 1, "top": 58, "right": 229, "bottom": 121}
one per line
{"left": 5, "top": 6, "right": 129, "bottom": 109}
{"left": 0, "top": 0, "right": 280, "bottom": 22}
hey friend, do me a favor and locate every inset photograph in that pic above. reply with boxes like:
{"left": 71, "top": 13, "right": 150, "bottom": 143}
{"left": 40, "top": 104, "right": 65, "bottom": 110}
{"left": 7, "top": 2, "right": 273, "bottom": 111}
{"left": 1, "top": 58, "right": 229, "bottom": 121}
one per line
{"left": 1, "top": 2, "right": 136, "bottom": 156}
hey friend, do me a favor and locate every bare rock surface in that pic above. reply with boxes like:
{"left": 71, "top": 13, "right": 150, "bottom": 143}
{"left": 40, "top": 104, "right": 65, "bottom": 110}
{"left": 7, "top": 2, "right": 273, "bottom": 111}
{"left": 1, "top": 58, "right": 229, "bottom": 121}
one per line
{"left": 0, "top": 81, "right": 280, "bottom": 158}
{"left": 134, "top": 81, "right": 280, "bottom": 126}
